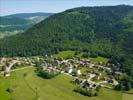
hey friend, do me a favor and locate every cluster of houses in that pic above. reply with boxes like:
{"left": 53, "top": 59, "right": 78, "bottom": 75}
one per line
{"left": 74, "top": 77, "right": 99, "bottom": 89}
{"left": 38, "top": 57, "right": 120, "bottom": 89}
{"left": 0, "top": 57, "right": 19, "bottom": 76}
{"left": 0, "top": 56, "right": 121, "bottom": 90}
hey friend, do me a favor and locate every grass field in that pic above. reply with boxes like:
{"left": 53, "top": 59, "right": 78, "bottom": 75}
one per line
{"left": 0, "top": 77, "right": 11, "bottom": 100}
{"left": 89, "top": 56, "right": 109, "bottom": 63}
{"left": 53, "top": 51, "right": 76, "bottom": 58}
{"left": 53, "top": 51, "right": 109, "bottom": 64}
{"left": 0, "top": 67, "right": 133, "bottom": 100}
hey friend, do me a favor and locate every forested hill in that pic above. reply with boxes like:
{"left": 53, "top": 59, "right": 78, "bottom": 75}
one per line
{"left": 0, "top": 5, "right": 133, "bottom": 75}
{"left": 0, "top": 12, "right": 53, "bottom": 38}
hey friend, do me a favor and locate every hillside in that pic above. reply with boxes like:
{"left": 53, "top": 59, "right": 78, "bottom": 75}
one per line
{"left": 0, "top": 5, "right": 133, "bottom": 76}
{"left": 0, "top": 12, "right": 53, "bottom": 38}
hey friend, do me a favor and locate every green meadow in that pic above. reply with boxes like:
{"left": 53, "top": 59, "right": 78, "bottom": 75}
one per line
{"left": 0, "top": 67, "right": 132, "bottom": 100}
{"left": 89, "top": 57, "right": 109, "bottom": 63}
{"left": 53, "top": 51, "right": 76, "bottom": 58}
{"left": 53, "top": 51, "right": 109, "bottom": 64}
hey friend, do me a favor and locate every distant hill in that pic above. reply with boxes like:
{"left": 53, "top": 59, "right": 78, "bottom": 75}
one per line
{"left": 0, "top": 17, "right": 28, "bottom": 25}
{"left": 0, "top": 12, "right": 53, "bottom": 38}
{"left": 0, "top": 5, "right": 133, "bottom": 76}
{"left": 4, "top": 12, "right": 53, "bottom": 19}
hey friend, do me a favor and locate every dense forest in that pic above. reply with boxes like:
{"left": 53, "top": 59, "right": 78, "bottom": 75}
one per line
{"left": 0, "top": 5, "right": 133, "bottom": 78}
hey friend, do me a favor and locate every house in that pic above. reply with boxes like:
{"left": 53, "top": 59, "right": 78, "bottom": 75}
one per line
{"left": 95, "top": 72, "right": 101, "bottom": 80}
{"left": 0, "top": 58, "right": 6, "bottom": 65}
{"left": 82, "top": 80, "right": 98, "bottom": 89}
{"left": 102, "top": 67, "right": 112, "bottom": 72}
{"left": 92, "top": 83, "right": 97, "bottom": 88}
{"left": 68, "top": 68, "right": 73, "bottom": 74}
{"left": 82, "top": 80, "right": 90, "bottom": 88}
{"left": 77, "top": 69, "right": 81, "bottom": 76}
{"left": 65, "top": 67, "right": 73, "bottom": 74}
{"left": 112, "top": 79, "right": 119, "bottom": 85}
{"left": 88, "top": 63, "right": 95, "bottom": 68}
{"left": 42, "top": 65, "right": 48, "bottom": 70}
{"left": 4, "top": 67, "right": 10, "bottom": 77}
{"left": 115, "top": 71, "right": 122, "bottom": 75}
{"left": 88, "top": 73, "right": 96, "bottom": 81}
{"left": 74, "top": 78, "right": 83, "bottom": 84}
{"left": 4, "top": 71, "right": 10, "bottom": 77}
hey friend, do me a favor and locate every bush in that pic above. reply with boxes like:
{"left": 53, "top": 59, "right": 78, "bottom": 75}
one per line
{"left": 114, "top": 76, "right": 132, "bottom": 91}
{"left": 6, "top": 87, "right": 13, "bottom": 93}
{"left": 74, "top": 51, "right": 80, "bottom": 56}
{"left": 74, "top": 86, "right": 99, "bottom": 97}
{"left": 90, "top": 53, "right": 98, "bottom": 58}
{"left": 82, "top": 53, "right": 90, "bottom": 58}
{"left": 93, "top": 92, "right": 98, "bottom": 96}
{"left": 37, "top": 70, "right": 59, "bottom": 79}
{"left": 71, "top": 71, "right": 77, "bottom": 76}
{"left": 74, "top": 86, "right": 89, "bottom": 96}
{"left": 23, "top": 73, "right": 27, "bottom": 77}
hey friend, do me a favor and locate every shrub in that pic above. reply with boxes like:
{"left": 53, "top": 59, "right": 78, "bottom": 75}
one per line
{"left": 6, "top": 87, "right": 13, "bottom": 93}
{"left": 37, "top": 70, "right": 59, "bottom": 79}
{"left": 82, "top": 53, "right": 90, "bottom": 58}
{"left": 74, "top": 86, "right": 99, "bottom": 97}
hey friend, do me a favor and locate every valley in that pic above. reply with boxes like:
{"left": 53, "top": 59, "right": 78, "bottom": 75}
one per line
{"left": 0, "top": 67, "right": 125, "bottom": 100}
{"left": 0, "top": 3, "right": 133, "bottom": 100}
{"left": 0, "top": 13, "right": 53, "bottom": 38}
{"left": 0, "top": 51, "right": 133, "bottom": 100}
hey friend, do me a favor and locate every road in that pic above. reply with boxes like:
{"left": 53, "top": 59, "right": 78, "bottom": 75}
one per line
{"left": 0, "top": 66, "right": 33, "bottom": 74}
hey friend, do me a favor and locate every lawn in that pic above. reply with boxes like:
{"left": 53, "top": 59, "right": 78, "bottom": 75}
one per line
{"left": 0, "top": 76, "right": 11, "bottom": 100}
{"left": 122, "top": 89, "right": 133, "bottom": 100}
{"left": 122, "top": 93, "right": 133, "bottom": 100}
{"left": 89, "top": 56, "right": 109, "bottom": 63}
{"left": 0, "top": 67, "right": 132, "bottom": 100}
{"left": 53, "top": 51, "right": 76, "bottom": 58}
{"left": 53, "top": 51, "right": 109, "bottom": 64}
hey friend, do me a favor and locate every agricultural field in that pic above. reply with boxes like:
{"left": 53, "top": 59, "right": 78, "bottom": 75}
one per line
{"left": 0, "top": 67, "right": 132, "bottom": 100}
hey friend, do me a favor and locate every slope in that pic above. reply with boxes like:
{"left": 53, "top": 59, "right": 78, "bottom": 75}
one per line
{"left": 0, "top": 5, "right": 133, "bottom": 76}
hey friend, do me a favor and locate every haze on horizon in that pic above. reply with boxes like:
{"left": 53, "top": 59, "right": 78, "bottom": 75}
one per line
{"left": 0, "top": 0, "right": 133, "bottom": 16}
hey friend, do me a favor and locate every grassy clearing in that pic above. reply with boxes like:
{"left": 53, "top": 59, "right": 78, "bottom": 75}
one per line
{"left": 53, "top": 51, "right": 109, "bottom": 64}
{"left": 53, "top": 51, "right": 76, "bottom": 58}
{"left": 0, "top": 67, "right": 132, "bottom": 100}
{"left": 89, "top": 56, "right": 109, "bottom": 63}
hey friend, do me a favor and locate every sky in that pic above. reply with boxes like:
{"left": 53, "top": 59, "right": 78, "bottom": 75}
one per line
{"left": 0, "top": 0, "right": 133, "bottom": 16}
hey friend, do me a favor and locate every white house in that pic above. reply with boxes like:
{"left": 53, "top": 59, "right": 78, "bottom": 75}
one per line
{"left": 68, "top": 68, "right": 73, "bottom": 74}
{"left": 77, "top": 70, "right": 81, "bottom": 75}
{"left": 112, "top": 79, "right": 119, "bottom": 85}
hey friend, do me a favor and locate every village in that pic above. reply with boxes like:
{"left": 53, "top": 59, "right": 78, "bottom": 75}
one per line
{"left": 0, "top": 55, "right": 123, "bottom": 94}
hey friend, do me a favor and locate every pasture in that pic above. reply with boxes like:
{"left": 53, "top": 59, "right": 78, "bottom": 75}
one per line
{"left": 0, "top": 67, "right": 132, "bottom": 100}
